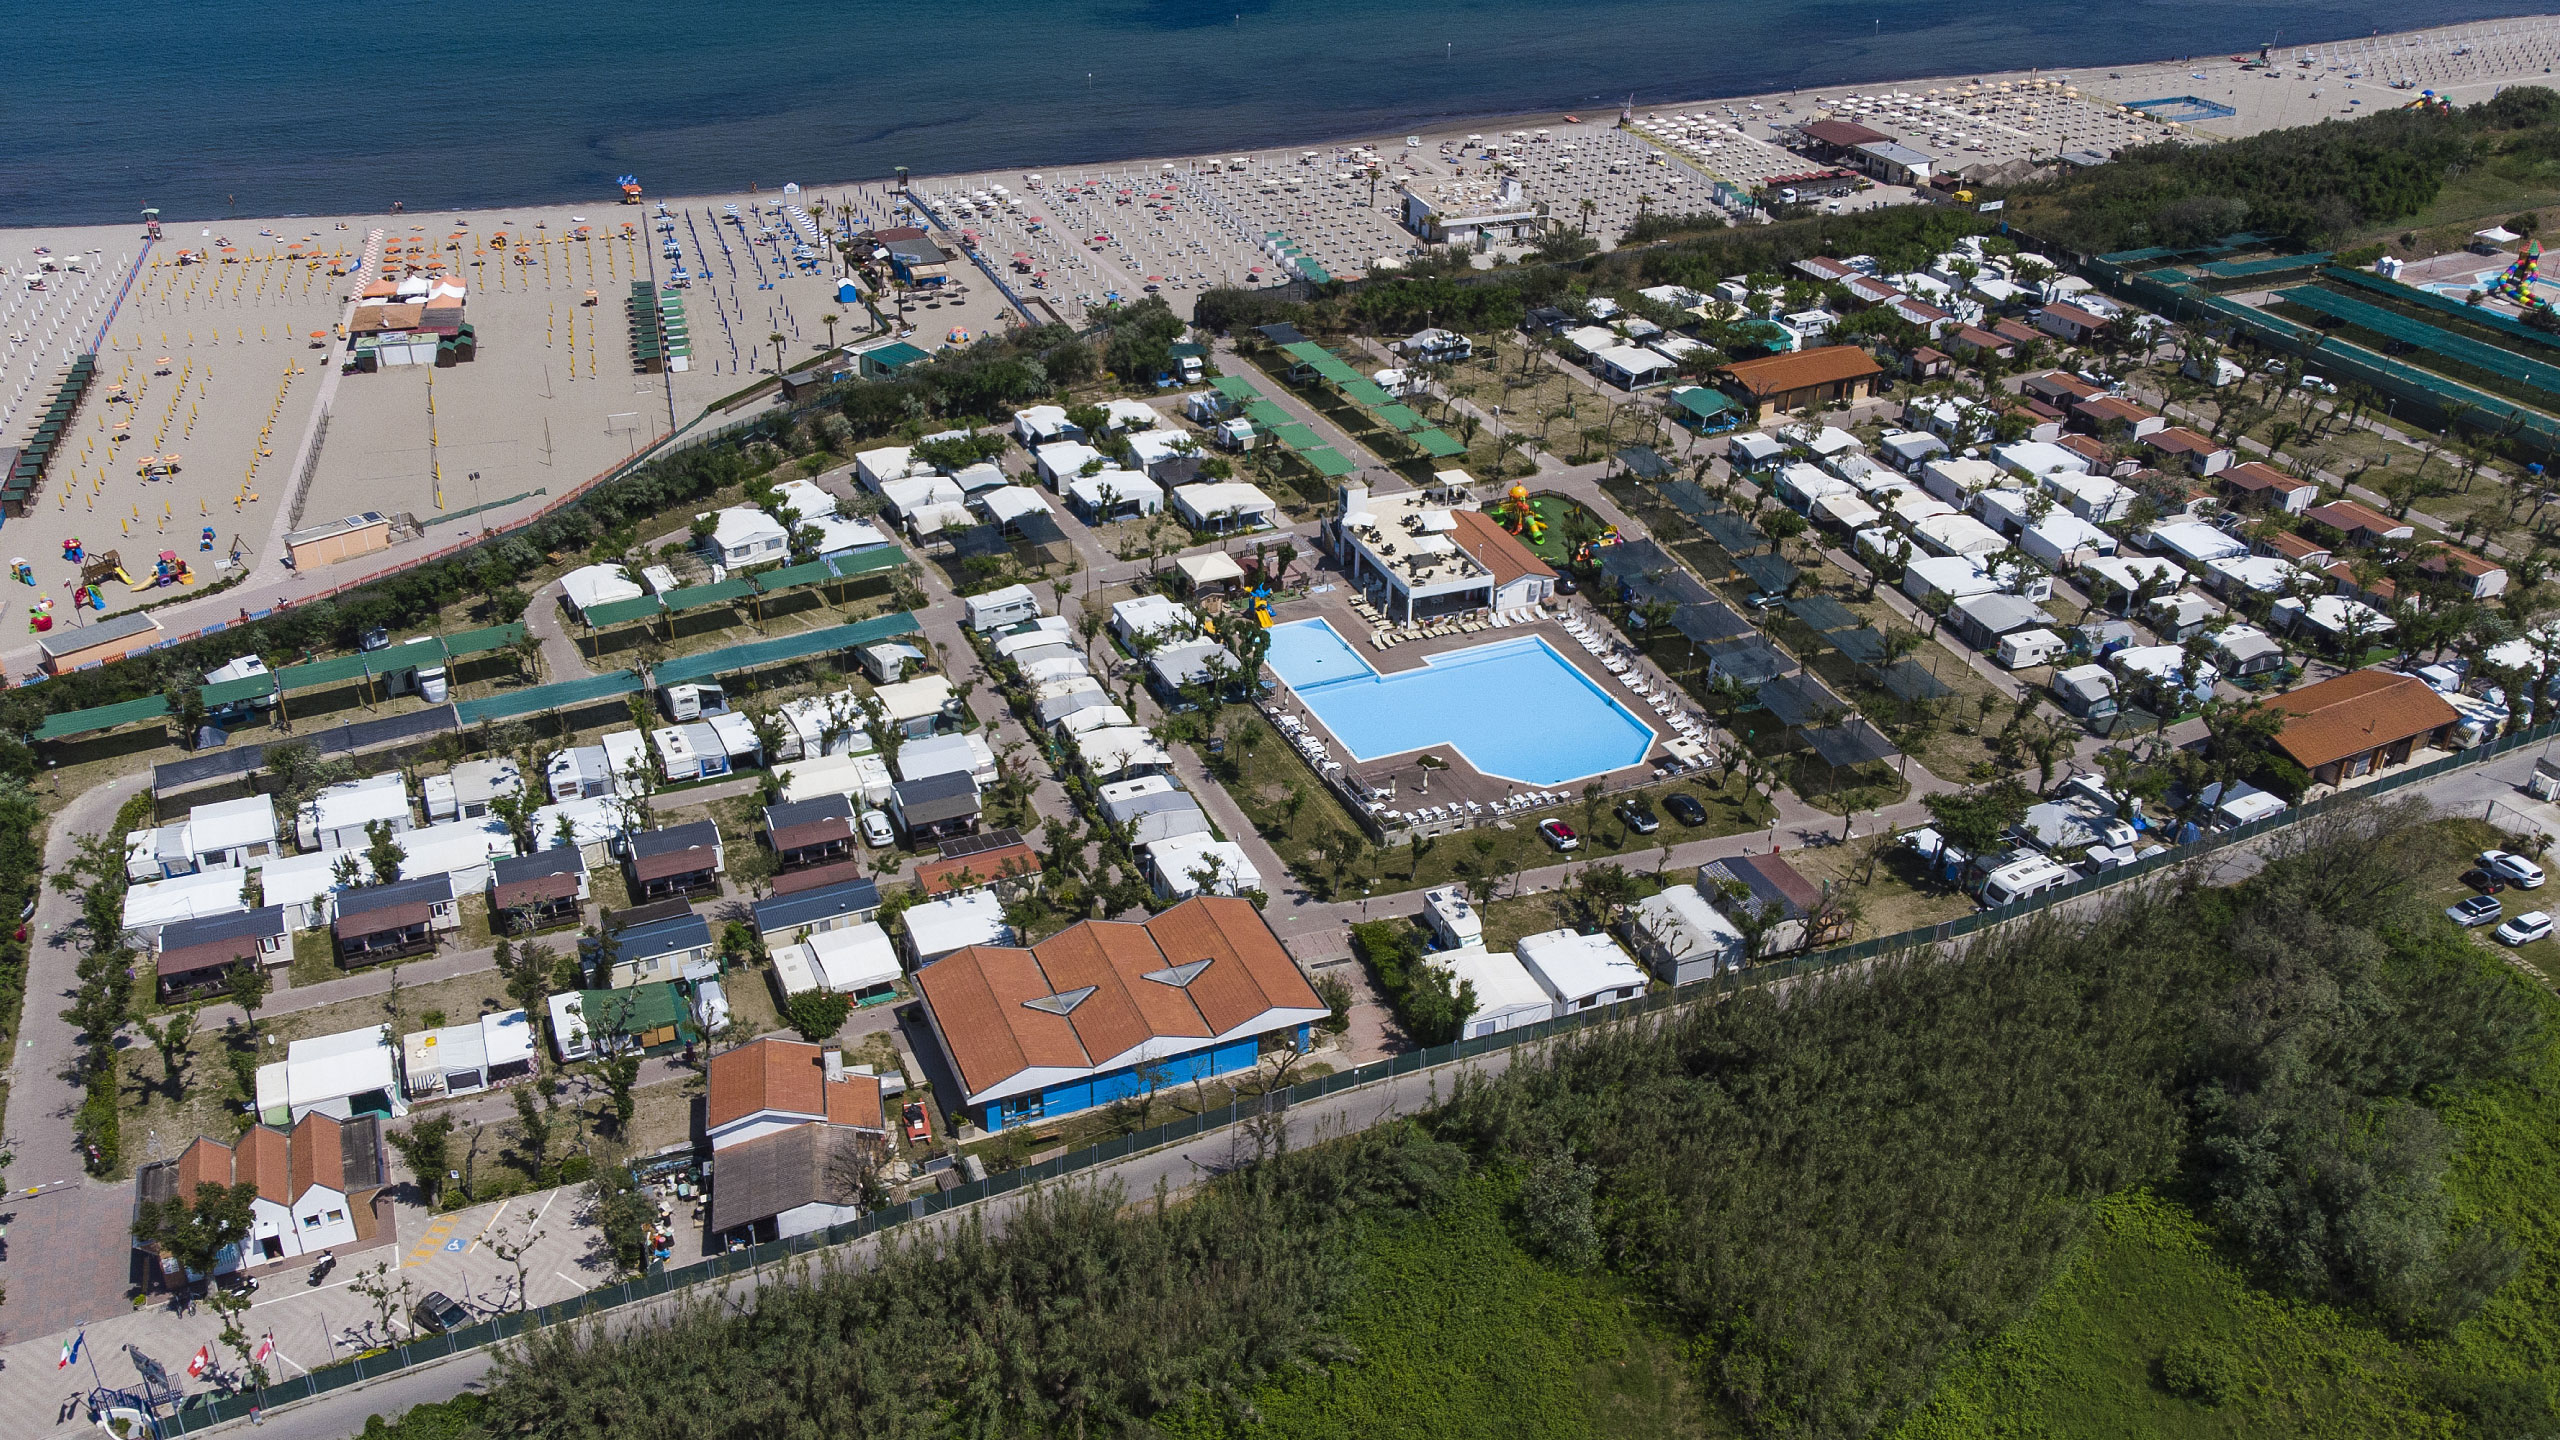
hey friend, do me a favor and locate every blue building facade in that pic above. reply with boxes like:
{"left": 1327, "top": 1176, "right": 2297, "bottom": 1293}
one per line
{"left": 980, "top": 1026, "right": 1310, "bottom": 1133}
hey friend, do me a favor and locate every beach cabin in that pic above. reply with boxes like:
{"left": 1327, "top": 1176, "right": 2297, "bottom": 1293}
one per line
{"left": 1425, "top": 946, "right": 1555, "bottom": 1038}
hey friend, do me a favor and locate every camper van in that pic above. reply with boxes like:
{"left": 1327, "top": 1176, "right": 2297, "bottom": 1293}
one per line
{"left": 1977, "top": 854, "right": 2075, "bottom": 908}
{"left": 661, "top": 682, "right": 729, "bottom": 722}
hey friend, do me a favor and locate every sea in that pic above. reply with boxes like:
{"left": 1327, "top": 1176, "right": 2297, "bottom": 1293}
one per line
{"left": 4, "top": 0, "right": 2550, "bottom": 227}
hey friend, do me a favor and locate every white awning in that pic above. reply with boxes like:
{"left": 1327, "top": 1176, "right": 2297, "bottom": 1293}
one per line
{"left": 1174, "top": 552, "right": 1246, "bottom": 586}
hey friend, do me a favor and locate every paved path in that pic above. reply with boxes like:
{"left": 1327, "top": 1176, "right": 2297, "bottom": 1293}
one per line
{"left": 69, "top": 732, "right": 2560, "bottom": 1439}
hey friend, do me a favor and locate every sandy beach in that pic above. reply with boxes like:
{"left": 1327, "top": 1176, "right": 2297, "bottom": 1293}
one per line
{"left": 0, "top": 14, "right": 2553, "bottom": 663}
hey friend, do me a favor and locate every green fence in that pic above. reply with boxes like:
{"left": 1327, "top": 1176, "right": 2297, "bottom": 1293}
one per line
{"left": 144, "top": 715, "right": 2560, "bottom": 1432}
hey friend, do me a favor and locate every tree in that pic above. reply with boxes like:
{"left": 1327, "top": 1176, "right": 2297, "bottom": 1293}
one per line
{"left": 348, "top": 1259, "right": 417, "bottom": 1344}
{"left": 133, "top": 1179, "right": 258, "bottom": 1287}
{"left": 139, "top": 1008, "right": 196, "bottom": 1098}
{"left": 389, "top": 1114, "right": 457, "bottom": 1208}
{"left": 784, "top": 989, "right": 852, "bottom": 1043}
{"left": 600, "top": 1052, "right": 641, "bottom": 1133}
{"left": 225, "top": 962, "right": 271, "bottom": 1035}
{"left": 769, "top": 330, "right": 788, "bottom": 375}
{"left": 484, "top": 1206, "right": 547, "bottom": 1313}
{"left": 365, "top": 819, "right": 405, "bottom": 884}
{"left": 583, "top": 1150, "right": 656, "bottom": 1278}
{"left": 1921, "top": 779, "right": 2034, "bottom": 867}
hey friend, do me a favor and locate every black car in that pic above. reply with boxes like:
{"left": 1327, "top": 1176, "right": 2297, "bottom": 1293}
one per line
{"left": 412, "top": 1291, "right": 471, "bottom": 1335}
{"left": 1664, "top": 793, "right": 1709, "bottom": 827}
{"left": 1556, "top": 574, "right": 1579, "bottom": 595}
{"left": 2462, "top": 867, "right": 2510, "bottom": 895}
{"left": 1615, "top": 799, "right": 1661, "bottom": 835}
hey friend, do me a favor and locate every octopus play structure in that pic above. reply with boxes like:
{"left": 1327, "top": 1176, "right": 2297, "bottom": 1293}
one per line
{"left": 1495, "top": 485, "right": 1546, "bottom": 545}
{"left": 2489, "top": 238, "right": 2548, "bottom": 312}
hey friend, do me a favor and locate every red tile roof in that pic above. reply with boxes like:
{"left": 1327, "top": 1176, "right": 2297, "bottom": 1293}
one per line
{"left": 915, "top": 843, "right": 1041, "bottom": 895}
{"left": 1719, "top": 346, "right": 1884, "bottom": 399}
{"left": 290, "top": 1113, "right": 344, "bottom": 1197}
{"left": 917, "top": 896, "right": 1322, "bottom": 1103}
{"left": 2144, "top": 426, "right": 2225, "bottom": 456}
{"left": 2305, "top": 499, "right": 2407, "bottom": 537}
{"left": 707, "top": 1036, "right": 888, "bottom": 1135}
{"left": 2222, "top": 460, "right": 2312, "bottom": 493}
{"left": 2273, "top": 669, "right": 2461, "bottom": 770}
{"left": 1446, "top": 508, "right": 1557, "bottom": 592}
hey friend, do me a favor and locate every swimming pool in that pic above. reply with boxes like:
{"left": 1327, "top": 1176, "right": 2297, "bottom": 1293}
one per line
{"left": 1265, "top": 620, "right": 1655, "bottom": 786}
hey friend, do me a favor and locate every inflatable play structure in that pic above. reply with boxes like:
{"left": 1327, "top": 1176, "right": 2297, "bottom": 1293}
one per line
{"left": 2400, "top": 88, "right": 2453, "bottom": 112}
{"left": 1495, "top": 485, "right": 1546, "bottom": 546}
{"left": 1575, "top": 524, "right": 1623, "bottom": 567}
{"left": 1249, "top": 582, "right": 1276, "bottom": 628}
{"left": 2488, "top": 238, "right": 2548, "bottom": 311}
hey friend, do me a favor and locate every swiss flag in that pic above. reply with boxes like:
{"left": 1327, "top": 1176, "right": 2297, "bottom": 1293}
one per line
{"left": 186, "top": 1345, "right": 211, "bottom": 1379}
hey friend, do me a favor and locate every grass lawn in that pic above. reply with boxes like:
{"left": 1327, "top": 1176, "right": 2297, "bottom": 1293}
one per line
{"left": 288, "top": 927, "right": 342, "bottom": 988}
{"left": 1206, "top": 710, "right": 1772, "bottom": 902}
{"left": 1779, "top": 836, "right": 1978, "bottom": 942}
{"left": 1158, "top": 1176, "right": 1708, "bottom": 1440}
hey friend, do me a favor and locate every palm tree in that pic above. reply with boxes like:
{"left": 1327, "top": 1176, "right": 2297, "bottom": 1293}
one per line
{"left": 1578, "top": 197, "right": 1597, "bottom": 235}
{"left": 768, "top": 331, "right": 787, "bottom": 374}
{"left": 820, "top": 312, "right": 840, "bottom": 349}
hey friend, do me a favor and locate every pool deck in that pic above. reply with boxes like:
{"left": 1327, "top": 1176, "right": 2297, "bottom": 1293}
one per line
{"left": 1265, "top": 588, "right": 1689, "bottom": 815}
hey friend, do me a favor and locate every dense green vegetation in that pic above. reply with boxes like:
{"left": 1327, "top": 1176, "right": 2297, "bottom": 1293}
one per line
{"left": 2002, "top": 86, "right": 2560, "bottom": 253}
{"left": 352, "top": 804, "right": 2552, "bottom": 1439}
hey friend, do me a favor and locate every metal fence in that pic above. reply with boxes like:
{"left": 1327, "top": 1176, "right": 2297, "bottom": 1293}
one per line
{"left": 149, "top": 719, "right": 2559, "bottom": 1431}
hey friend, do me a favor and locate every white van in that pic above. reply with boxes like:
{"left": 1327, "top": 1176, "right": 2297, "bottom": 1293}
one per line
{"left": 1977, "top": 855, "right": 2075, "bottom": 908}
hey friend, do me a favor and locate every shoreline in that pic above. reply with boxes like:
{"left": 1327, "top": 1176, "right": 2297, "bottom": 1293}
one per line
{"left": 18, "top": 14, "right": 2558, "bottom": 237}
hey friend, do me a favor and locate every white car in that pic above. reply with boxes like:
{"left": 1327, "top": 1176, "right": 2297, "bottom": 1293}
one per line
{"left": 858, "top": 808, "right": 896, "bottom": 848}
{"left": 2298, "top": 375, "right": 2338, "bottom": 395}
{"left": 2479, "top": 849, "right": 2546, "bottom": 889}
{"left": 2496, "top": 911, "right": 2554, "bottom": 947}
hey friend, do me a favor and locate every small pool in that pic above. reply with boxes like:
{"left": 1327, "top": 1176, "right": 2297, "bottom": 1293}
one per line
{"left": 1265, "top": 620, "right": 1655, "bottom": 786}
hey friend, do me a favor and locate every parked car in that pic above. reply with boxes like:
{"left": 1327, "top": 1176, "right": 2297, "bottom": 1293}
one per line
{"left": 858, "top": 809, "right": 896, "bottom": 848}
{"left": 2480, "top": 849, "right": 2546, "bottom": 889}
{"left": 1555, "top": 574, "right": 1578, "bottom": 595}
{"left": 412, "top": 1291, "right": 471, "bottom": 1335}
{"left": 2462, "top": 866, "right": 2509, "bottom": 895}
{"left": 2497, "top": 911, "right": 2555, "bottom": 947}
{"left": 2447, "top": 894, "right": 2504, "bottom": 928}
{"left": 1663, "top": 793, "right": 1709, "bottom": 828}
{"left": 903, "top": 1101, "right": 931, "bottom": 1144}
{"left": 2299, "top": 375, "right": 2338, "bottom": 394}
{"left": 1538, "top": 819, "right": 1581, "bottom": 851}
{"left": 1615, "top": 799, "right": 1660, "bottom": 835}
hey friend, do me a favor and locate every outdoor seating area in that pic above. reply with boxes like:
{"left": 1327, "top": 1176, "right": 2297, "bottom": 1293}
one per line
{"left": 1260, "top": 700, "right": 1597, "bottom": 831}
{"left": 1556, "top": 610, "right": 1715, "bottom": 753}
{"left": 1349, "top": 594, "right": 1550, "bottom": 649}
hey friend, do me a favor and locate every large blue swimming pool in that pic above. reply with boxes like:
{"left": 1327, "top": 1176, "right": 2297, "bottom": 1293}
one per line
{"left": 1265, "top": 620, "right": 1655, "bottom": 786}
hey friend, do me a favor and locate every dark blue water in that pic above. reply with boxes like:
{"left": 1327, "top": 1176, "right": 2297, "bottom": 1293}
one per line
{"left": 4, "top": 0, "right": 2545, "bottom": 226}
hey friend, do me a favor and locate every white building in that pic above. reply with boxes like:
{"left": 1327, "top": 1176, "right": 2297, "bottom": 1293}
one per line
{"left": 902, "top": 890, "right": 1012, "bottom": 968}
{"left": 1170, "top": 482, "right": 1280, "bottom": 533}
{"left": 854, "top": 445, "right": 933, "bottom": 492}
{"left": 557, "top": 563, "right": 644, "bottom": 622}
{"left": 122, "top": 867, "right": 250, "bottom": 948}
{"left": 1514, "top": 929, "right": 1650, "bottom": 1016}
{"left": 299, "top": 773, "right": 413, "bottom": 853}
{"left": 255, "top": 1025, "right": 409, "bottom": 1126}
{"left": 1033, "top": 440, "right": 1107, "bottom": 489}
{"left": 770, "top": 922, "right": 903, "bottom": 1007}
{"left": 1110, "top": 594, "right": 1197, "bottom": 648}
{"left": 1427, "top": 945, "right": 1554, "bottom": 1038}
{"left": 1065, "top": 469, "right": 1164, "bottom": 521}
{"left": 702, "top": 506, "right": 791, "bottom": 566}
{"left": 1140, "top": 834, "right": 1262, "bottom": 898}
{"left": 1624, "top": 884, "right": 1747, "bottom": 985}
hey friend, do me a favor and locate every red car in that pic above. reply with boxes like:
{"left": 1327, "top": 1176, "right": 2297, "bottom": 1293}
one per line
{"left": 1538, "top": 819, "right": 1581, "bottom": 852}
{"left": 902, "top": 1101, "right": 931, "bottom": 1144}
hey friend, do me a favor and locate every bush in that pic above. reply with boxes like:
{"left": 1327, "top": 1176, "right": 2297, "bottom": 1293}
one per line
{"left": 1349, "top": 921, "right": 1475, "bottom": 1046}
{"left": 2157, "top": 1340, "right": 2245, "bottom": 1405}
